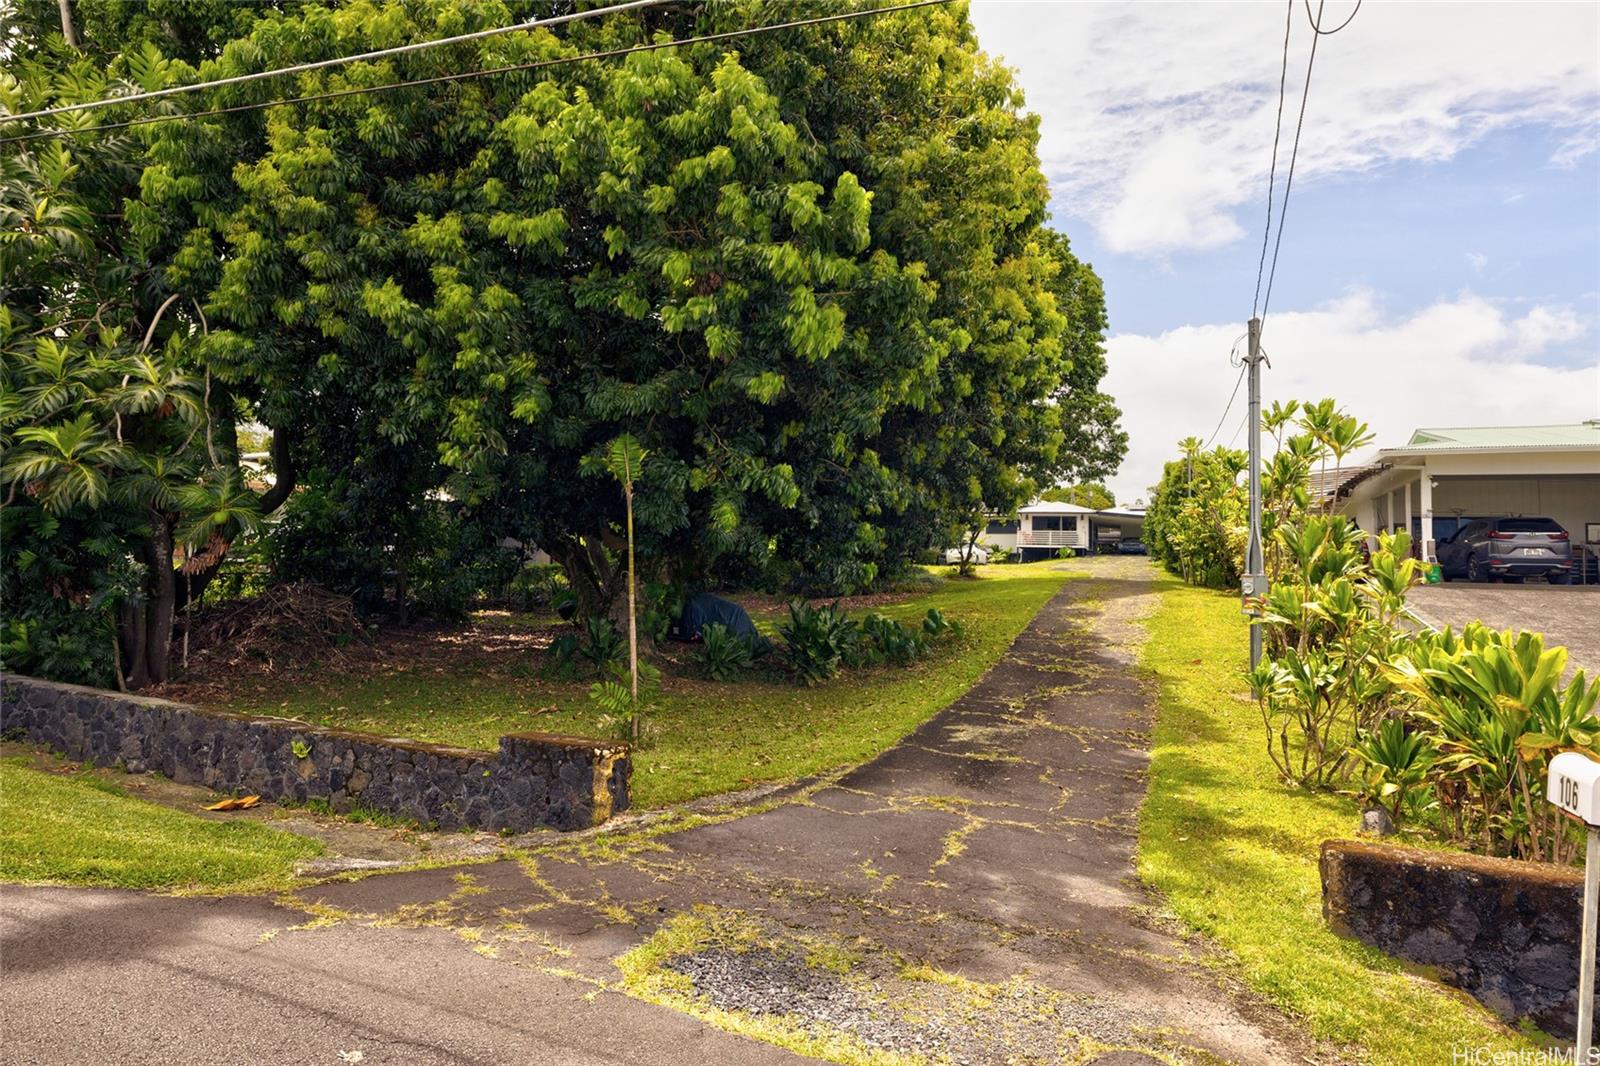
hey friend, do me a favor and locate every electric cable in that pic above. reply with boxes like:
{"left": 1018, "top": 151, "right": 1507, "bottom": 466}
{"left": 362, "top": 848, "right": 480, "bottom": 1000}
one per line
{"left": 1250, "top": 0, "right": 1294, "bottom": 320}
{"left": 0, "top": 0, "right": 664, "bottom": 126}
{"left": 0, "top": 0, "right": 952, "bottom": 146}
{"left": 1304, "top": 0, "right": 1362, "bottom": 35}
{"left": 1203, "top": 362, "right": 1248, "bottom": 449}
{"left": 1258, "top": 0, "right": 1324, "bottom": 327}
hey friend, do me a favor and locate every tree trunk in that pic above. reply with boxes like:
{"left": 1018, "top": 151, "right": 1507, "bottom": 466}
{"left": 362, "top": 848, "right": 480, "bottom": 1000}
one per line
{"left": 57, "top": 0, "right": 80, "bottom": 47}
{"left": 121, "top": 599, "right": 149, "bottom": 689}
{"left": 552, "top": 533, "right": 621, "bottom": 623}
{"left": 142, "top": 515, "right": 177, "bottom": 685}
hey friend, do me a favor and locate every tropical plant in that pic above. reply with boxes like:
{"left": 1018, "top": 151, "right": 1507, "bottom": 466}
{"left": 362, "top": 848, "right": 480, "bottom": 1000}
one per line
{"left": 779, "top": 601, "right": 859, "bottom": 686}
{"left": 696, "top": 623, "right": 763, "bottom": 681}
{"left": 1387, "top": 624, "right": 1599, "bottom": 862}
{"left": 1248, "top": 525, "right": 1419, "bottom": 787}
{"left": 922, "top": 606, "right": 962, "bottom": 640}
{"left": 1351, "top": 717, "right": 1434, "bottom": 821}
{"left": 0, "top": 123, "right": 299, "bottom": 688}
{"left": 582, "top": 434, "right": 647, "bottom": 742}
{"left": 859, "top": 613, "right": 928, "bottom": 666}
{"left": 1144, "top": 440, "right": 1247, "bottom": 589}
{"left": 589, "top": 660, "right": 662, "bottom": 748}
{"left": 577, "top": 616, "right": 626, "bottom": 674}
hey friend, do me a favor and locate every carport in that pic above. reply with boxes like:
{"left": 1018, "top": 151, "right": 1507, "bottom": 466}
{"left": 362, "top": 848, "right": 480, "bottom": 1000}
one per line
{"left": 1087, "top": 507, "right": 1146, "bottom": 551}
{"left": 1333, "top": 422, "right": 1600, "bottom": 574}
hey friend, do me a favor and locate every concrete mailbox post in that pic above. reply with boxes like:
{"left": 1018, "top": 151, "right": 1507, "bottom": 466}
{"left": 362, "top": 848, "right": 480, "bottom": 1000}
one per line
{"left": 1549, "top": 751, "right": 1600, "bottom": 1061}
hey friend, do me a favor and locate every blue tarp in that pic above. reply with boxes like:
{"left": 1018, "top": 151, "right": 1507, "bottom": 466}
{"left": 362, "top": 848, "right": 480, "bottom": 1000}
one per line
{"left": 670, "top": 593, "right": 760, "bottom": 642}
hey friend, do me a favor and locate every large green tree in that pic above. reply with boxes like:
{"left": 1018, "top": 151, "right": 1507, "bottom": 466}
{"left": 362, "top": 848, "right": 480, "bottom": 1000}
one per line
{"left": 127, "top": 0, "right": 1097, "bottom": 610}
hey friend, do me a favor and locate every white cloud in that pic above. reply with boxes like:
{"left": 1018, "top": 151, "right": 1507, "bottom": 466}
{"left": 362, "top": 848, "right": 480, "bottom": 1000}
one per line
{"left": 1100, "top": 293, "right": 1600, "bottom": 502}
{"left": 1466, "top": 252, "right": 1488, "bottom": 273}
{"left": 970, "top": 1, "right": 1600, "bottom": 256}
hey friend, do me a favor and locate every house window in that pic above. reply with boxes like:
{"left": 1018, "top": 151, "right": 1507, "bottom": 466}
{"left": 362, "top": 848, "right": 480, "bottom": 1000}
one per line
{"left": 985, "top": 520, "right": 1019, "bottom": 534}
{"left": 1032, "top": 516, "right": 1077, "bottom": 532}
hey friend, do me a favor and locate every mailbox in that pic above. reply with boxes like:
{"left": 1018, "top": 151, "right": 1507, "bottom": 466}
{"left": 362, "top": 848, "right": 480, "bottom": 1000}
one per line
{"left": 1549, "top": 751, "right": 1600, "bottom": 827}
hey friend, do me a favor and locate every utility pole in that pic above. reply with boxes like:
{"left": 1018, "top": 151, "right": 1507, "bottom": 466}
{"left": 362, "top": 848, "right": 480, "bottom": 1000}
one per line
{"left": 1243, "top": 316, "right": 1268, "bottom": 669}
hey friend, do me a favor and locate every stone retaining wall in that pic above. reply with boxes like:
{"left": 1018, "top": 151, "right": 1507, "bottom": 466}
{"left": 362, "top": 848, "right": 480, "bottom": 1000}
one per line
{"left": 0, "top": 674, "right": 628, "bottom": 832}
{"left": 1320, "top": 839, "right": 1594, "bottom": 1038}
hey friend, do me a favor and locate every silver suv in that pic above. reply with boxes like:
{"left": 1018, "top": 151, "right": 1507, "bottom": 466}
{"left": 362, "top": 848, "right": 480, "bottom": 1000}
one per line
{"left": 1438, "top": 516, "right": 1575, "bottom": 584}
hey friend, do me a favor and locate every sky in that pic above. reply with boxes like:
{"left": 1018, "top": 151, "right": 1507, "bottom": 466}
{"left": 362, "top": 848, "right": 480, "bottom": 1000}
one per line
{"left": 967, "top": 0, "right": 1600, "bottom": 504}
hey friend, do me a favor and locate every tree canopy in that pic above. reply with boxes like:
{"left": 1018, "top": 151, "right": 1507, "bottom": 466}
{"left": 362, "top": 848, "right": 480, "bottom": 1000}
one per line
{"left": 2, "top": 0, "right": 1124, "bottom": 685}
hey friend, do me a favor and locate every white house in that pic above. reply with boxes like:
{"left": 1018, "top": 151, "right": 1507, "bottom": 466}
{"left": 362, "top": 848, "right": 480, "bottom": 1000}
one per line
{"left": 1331, "top": 422, "right": 1600, "bottom": 562}
{"left": 982, "top": 502, "right": 1147, "bottom": 561}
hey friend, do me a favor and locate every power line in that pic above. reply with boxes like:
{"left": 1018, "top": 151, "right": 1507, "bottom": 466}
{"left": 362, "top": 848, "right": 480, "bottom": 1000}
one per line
{"left": 1304, "top": 0, "right": 1362, "bottom": 35}
{"left": 1228, "top": 410, "right": 1249, "bottom": 448}
{"left": 1, "top": 0, "right": 953, "bottom": 147}
{"left": 1258, "top": 0, "right": 1325, "bottom": 327}
{"left": 1203, "top": 361, "right": 1248, "bottom": 449}
{"left": 1250, "top": 0, "right": 1294, "bottom": 320}
{"left": 0, "top": 0, "right": 664, "bottom": 126}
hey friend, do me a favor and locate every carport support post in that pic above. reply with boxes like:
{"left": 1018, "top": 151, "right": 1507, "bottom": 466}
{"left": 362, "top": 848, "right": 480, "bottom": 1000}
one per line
{"left": 1244, "top": 316, "right": 1266, "bottom": 669}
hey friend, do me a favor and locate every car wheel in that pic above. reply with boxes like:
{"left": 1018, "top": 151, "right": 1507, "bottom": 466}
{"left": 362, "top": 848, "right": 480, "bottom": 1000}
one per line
{"left": 1550, "top": 570, "right": 1571, "bottom": 585}
{"left": 1467, "top": 555, "right": 1486, "bottom": 583}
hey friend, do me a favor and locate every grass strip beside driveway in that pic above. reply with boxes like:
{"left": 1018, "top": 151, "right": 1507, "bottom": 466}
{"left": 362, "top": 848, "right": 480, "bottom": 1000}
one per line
{"left": 1138, "top": 577, "right": 1540, "bottom": 1064}
{"left": 0, "top": 760, "right": 321, "bottom": 891}
{"left": 225, "top": 563, "right": 1075, "bottom": 809}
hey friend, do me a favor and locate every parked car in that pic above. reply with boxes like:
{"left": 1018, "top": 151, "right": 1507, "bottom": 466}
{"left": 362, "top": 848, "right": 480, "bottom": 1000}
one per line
{"left": 944, "top": 545, "right": 989, "bottom": 566}
{"left": 1436, "top": 516, "right": 1575, "bottom": 583}
{"left": 1115, "top": 538, "right": 1147, "bottom": 555}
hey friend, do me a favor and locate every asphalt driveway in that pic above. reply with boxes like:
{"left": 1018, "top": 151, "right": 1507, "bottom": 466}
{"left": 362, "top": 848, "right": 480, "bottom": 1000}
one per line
{"left": 1408, "top": 581, "right": 1600, "bottom": 674}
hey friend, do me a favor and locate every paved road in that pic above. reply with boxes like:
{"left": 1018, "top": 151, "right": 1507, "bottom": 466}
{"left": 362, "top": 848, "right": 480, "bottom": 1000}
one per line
{"left": 2, "top": 557, "right": 1304, "bottom": 1065}
{"left": 1409, "top": 581, "right": 1600, "bottom": 674}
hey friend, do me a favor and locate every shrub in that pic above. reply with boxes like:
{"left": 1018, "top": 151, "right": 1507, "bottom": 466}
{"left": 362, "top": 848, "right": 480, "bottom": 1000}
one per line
{"left": 578, "top": 616, "right": 626, "bottom": 672}
{"left": 545, "top": 632, "right": 581, "bottom": 678}
{"left": 589, "top": 659, "right": 661, "bottom": 747}
{"left": 698, "top": 623, "right": 765, "bottom": 681}
{"left": 1247, "top": 521, "right": 1416, "bottom": 788}
{"left": 508, "top": 564, "right": 567, "bottom": 611}
{"left": 858, "top": 613, "right": 928, "bottom": 666}
{"left": 1387, "top": 624, "right": 1598, "bottom": 862}
{"left": 1351, "top": 717, "right": 1433, "bottom": 821}
{"left": 780, "top": 600, "right": 858, "bottom": 685}
{"left": 922, "top": 607, "right": 961, "bottom": 639}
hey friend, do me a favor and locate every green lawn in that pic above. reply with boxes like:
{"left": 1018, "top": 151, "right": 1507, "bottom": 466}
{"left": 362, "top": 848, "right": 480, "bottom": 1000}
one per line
{"left": 224, "top": 563, "right": 1075, "bottom": 809}
{"left": 1138, "top": 576, "right": 1540, "bottom": 1064}
{"left": 0, "top": 760, "right": 322, "bottom": 891}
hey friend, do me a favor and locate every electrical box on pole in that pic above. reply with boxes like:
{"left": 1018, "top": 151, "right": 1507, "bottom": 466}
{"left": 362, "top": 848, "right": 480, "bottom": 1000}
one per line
{"left": 1242, "top": 316, "right": 1268, "bottom": 669}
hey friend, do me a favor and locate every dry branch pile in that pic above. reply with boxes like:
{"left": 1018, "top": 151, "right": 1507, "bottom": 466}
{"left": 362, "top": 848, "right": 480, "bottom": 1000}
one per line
{"left": 182, "top": 582, "right": 368, "bottom": 672}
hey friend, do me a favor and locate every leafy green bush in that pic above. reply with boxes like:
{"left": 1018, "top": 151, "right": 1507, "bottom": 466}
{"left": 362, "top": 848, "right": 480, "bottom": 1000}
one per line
{"left": 1247, "top": 521, "right": 1416, "bottom": 788}
{"left": 922, "top": 606, "right": 961, "bottom": 639}
{"left": 780, "top": 601, "right": 858, "bottom": 685}
{"left": 697, "top": 623, "right": 765, "bottom": 681}
{"left": 0, "top": 506, "right": 144, "bottom": 687}
{"left": 1351, "top": 717, "right": 1433, "bottom": 820}
{"left": 508, "top": 564, "right": 568, "bottom": 611}
{"left": 578, "top": 616, "right": 626, "bottom": 672}
{"left": 858, "top": 613, "right": 928, "bottom": 666}
{"left": 589, "top": 660, "right": 661, "bottom": 747}
{"left": 1388, "top": 624, "right": 1597, "bottom": 863}
{"left": 545, "top": 632, "right": 581, "bottom": 678}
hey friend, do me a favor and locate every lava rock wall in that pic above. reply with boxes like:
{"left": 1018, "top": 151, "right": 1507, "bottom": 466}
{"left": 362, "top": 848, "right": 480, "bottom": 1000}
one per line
{"left": 1321, "top": 838, "right": 1593, "bottom": 1038}
{"left": 0, "top": 674, "right": 628, "bottom": 832}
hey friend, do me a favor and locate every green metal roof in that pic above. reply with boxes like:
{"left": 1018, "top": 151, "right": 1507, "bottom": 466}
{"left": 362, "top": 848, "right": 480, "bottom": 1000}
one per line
{"left": 1397, "top": 422, "right": 1600, "bottom": 452}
